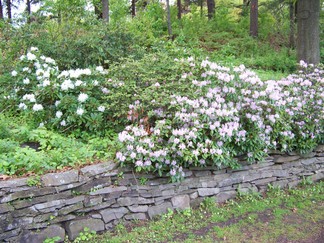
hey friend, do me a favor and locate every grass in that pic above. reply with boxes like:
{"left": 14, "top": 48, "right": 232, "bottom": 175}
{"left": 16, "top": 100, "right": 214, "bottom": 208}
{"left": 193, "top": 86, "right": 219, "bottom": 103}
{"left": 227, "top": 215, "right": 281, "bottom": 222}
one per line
{"left": 90, "top": 181, "right": 324, "bottom": 243}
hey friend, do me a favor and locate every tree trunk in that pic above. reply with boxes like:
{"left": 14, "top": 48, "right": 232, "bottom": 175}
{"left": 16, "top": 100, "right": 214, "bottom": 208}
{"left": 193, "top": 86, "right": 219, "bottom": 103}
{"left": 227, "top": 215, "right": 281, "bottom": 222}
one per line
{"left": 249, "top": 0, "right": 258, "bottom": 37}
{"left": 297, "top": 0, "right": 320, "bottom": 64}
{"left": 102, "top": 0, "right": 109, "bottom": 23}
{"left": 0, "top": 0, "right": 4, "bottom": 20}
{"left": 177, "top": 0, "right": 181, "bottom": 19}
{"left": 131, "top": 0, "right": 136, "bottom": 17}
{"left": 166, "top": 0, "right": 172, "bottom": 38}
{"left": 207, "top": 0, "right": 215, "bottom": 20}
{"left": 200, "top": 0, "right": 203, "bottom": 18}
{"left": 6, "top": 0, "right": 11, "bottom": 20}
{"left": 26, "top": 0, "right": 31, "bottom": 23}
{"left": 289, "top": 1, "right": 295, "bottom": 48}
{"left": 26, "top": 0, "right": 31, "bottom": 15}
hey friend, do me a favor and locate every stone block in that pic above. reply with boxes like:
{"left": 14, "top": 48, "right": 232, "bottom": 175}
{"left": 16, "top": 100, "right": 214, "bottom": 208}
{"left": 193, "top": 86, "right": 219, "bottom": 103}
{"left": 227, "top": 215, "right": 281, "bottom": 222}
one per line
{"left": 193, "top": 171, "right": 212, "bottom": 177}
{"left": 311, "top": 172, "right": 324, "bottom": 181}
{"left": 162, "top": 189, "right": 175, "bottom": 197}
{"left": 66, "top": 218, "right": 105, "bottom": 241}
{"left": 138, "top": 197, "right": 154, "bottom": 204}
{"left": 5, "top": 217, "right": 33, "bottom": 231}
{"left": 198, "top": 188, "right": 220, "bottom": 197}
{"left": 84, "top": 196, "right": 103, "bottom": 207}
{"left": 253, "top": 177, "right": 277, "bottom": 186}
{"left": 171, "top": 195, "right": 190, "bottom": 210}
{"left": 201, "top": 180, "right": 218, "bottom": 188}
{"left": 33, "top": 212, "right": 57, "bottom": 223}
{"left": 12, "top": 191, "right": 71, "bottom": 210}
{"left": 50, "top": 214, "right": 76, "bottom": 224}
{"left": 0, "top": 178, "right": 28, "bottom": 189}
{"left": 301, "top": 158, "right": 317, "bottom": 165}
{"left": 0, "top": 204, "right": 14, "bottom": 214}
{"left": 55, "top": 182, "right": 86, "bottom": 192}
{"left": 1, "top": 187, "right": 57, "bottom": 203}
{"left": 271, "top": 180, "right": 289, "bottom": 188}
{"left": 189, "top": 192, "right": 198, "bottom": 199}
{"left": 100, "top": 207, "right": 129, "bottom": 223}
{"left": 124, "top": 213, "right": 147, "bottom": 221}
{"left": 218, "top": 177, "right": 243, "bottom": 187}
{"left": 89, "top": 186, "right": 127, "bottom": 196}
{"left": 19, "top": 225, "right": 65, "bottom": 243}
{"left": 58, "top": 202, "right": 83, "bottom": 215}
{"left": 215, "top": 191, "right": 237, "bottom": 203}
{"left": 0, "top": 228, "right": 21, "bottom": 241}
{"left": 12, "top": 206, "right": 38, "bottom": 218}
{"left": 74, "top": 178, "right": 112, "bottom": 194}
{"left": 117, "top": 197, "right": 137, "bottom": 206}
{"left": 148, "top": 202, "right": 172, "bottom": 219}
{"left": 128, "top": 205, "right": 148, "bottom": 213}
{"left": 274, "top": 155, "right": 300, "bottom": 163}
{"left": 77, "top": 200, "right": 115, "bottom": 213}
{"left": 34, "top": 199, "right": 65, "bottom": 211}
{"left": 272, "top": 170, "right": 289, "bottom": 177}
{"left": 41, "top": 170, "right": 79, "bottom": 187}
{"left": 300, "top": 152, "right": 316, "bottom": 158}
{"left": 80, "top": 161, "right": 117, "bottom": 177}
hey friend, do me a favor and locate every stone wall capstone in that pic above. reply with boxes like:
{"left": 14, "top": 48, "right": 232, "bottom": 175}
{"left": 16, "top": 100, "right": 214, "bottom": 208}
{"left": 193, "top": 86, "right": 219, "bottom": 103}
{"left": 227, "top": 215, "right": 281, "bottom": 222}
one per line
{"left": 0, "top": 146, "right": 323, "bottom": 242}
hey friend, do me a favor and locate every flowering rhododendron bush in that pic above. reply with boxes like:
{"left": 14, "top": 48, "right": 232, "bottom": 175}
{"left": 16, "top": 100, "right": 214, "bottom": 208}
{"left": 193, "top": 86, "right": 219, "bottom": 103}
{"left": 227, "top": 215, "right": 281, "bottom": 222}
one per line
{"left": 116, "top": 59, "right": 323, "bottom": 181}
{"left": 3, "top": 47, "right": 114, "bottom": 135}
{"left": 2, "top": 47, "right": 323, "bottom": 180}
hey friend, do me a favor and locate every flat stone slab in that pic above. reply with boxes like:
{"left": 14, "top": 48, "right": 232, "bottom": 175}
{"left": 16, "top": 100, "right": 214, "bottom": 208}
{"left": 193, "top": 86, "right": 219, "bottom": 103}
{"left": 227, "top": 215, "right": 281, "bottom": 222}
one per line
{"left": 215, "top": 191, "right": 236, "bottom": 203}
{"left": 0, "top": 178, "right": 28, "bottom": 189}
{"left": 198, "top": 188, "right": 220, "bottom": 197}
{"left": 65, "top": 218, "right": 105, "bottom": 240}
{"left": 148, "top": 202, "right": 172, "bottom": 219}
{"left": 128, "top": 205, "right": 148, "bottom": 213}
{"left": 171, "top": 195, "right": 190, "bottom": 210}
{"left": 41, "top": 170, "right": 79, "bottom": 186}
{"left": 100, "top": 207, "right": 129, "bottom": 223}
{"left": 90, "top": 186, "right": 127, "bottom": 196}
{"left": 80, "top": 161, "right": 118, "bottom": 177}
{"left": 125, "top": 213, "right": 147, "bottom": 221}
{"left": 274, "top": 156, "right": 300, "bottom": 163}
{"left": 1, "top": 187, "right": 57, "bottom": 203}
{"left": 0, "top": 204, "right": 14, "bottom": 214}
{"left": 19, "top": 225, "right": 65, "bottom": 243}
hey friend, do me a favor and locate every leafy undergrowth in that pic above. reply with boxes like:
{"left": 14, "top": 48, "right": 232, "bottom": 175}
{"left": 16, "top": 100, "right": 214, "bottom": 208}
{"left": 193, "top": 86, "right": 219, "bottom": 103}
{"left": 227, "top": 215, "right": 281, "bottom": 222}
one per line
{"left": 0, "top": 114, "right": 118, "bottom": 177}
{"left": 92, "top": 181, "right": 324, "bottom": 243}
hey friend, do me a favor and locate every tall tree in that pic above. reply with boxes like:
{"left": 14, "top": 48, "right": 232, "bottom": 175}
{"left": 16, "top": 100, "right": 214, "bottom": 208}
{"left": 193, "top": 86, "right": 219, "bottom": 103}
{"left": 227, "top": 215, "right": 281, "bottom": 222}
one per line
{"left": 0, "top": 0, "right": 4, "bottom": 19}
{"left": 249, "top": 0, "right": 258, "bottom": 37}
{"left": 102, "top": 0, "right": 109, "bottom": 22}
{"left": 131, "top": 0, "right": 136, "bottom": 17}
{"left": 26, "top": 0, "right": 31, "bottom": 15}
{"left": 6, "top": 0, "right": 11, "bottom": 19}
{"left": 207, "top": 0, "right": 215, "bottom": 19}
{"left": 296, "top": 0, "right": 320, "bottom": 64}
{"left": 166, "top": 0, "right": 172, "bottom": 38}
{"left": 177, "top": 0, "right": 181, "bottom": 19}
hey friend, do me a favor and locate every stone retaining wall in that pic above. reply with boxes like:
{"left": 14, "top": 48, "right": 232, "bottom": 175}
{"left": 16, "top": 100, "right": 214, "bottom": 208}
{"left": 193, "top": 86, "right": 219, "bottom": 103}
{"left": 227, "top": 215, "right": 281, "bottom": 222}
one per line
{"left": 1, "top": 146, "right": 324, "bottom": 242}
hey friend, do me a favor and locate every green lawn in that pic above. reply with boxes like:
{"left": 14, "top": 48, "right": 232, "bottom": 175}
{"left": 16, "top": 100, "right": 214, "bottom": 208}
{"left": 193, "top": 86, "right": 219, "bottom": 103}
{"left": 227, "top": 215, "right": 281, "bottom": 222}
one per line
{"left": 89, "top": 181, "right": 324, "bottom": 243}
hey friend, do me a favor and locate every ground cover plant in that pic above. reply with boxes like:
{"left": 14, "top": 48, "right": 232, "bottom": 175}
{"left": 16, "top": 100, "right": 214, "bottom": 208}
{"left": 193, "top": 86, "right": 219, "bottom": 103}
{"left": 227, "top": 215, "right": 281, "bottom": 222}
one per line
{"left": 77, "top": 181, "right": 324, "bottom": 243}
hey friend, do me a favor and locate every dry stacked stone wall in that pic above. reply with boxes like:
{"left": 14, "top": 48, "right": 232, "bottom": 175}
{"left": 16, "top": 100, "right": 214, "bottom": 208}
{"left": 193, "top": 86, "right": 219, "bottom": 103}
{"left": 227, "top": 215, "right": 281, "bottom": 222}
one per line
{"left": 0, "top": 145, "right": 323, "bottom": 242}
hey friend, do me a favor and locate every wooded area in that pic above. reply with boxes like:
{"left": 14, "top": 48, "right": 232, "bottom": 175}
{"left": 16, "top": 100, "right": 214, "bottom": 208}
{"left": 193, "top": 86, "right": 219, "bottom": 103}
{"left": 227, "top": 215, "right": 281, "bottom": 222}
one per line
{"left": 0, "top": 0, "right": 321, "bottom": 64}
